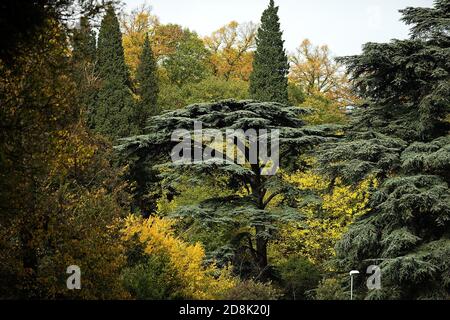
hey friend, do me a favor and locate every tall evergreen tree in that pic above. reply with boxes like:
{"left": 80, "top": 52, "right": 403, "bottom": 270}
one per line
{"left": 135, "top": 33, "right": 159, "bottom": 132}
{"left": 95, "top": 5, "right": 137, "bottom": 139}
{"left": 249, "top": 0, "right": 289, "bottom": 104}
{"left": 72, "top": 16, "right": 98, "bottom": 127}
{"left": 72, "top": 16, "right": 96, "bottom": 64}
{"left": 319, "top": 0, "right": 449, "bottom": 299}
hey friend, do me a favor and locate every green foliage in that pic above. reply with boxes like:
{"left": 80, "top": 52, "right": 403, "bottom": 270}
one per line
{"left": 117, "top": 99, "right": 340, "bottom": 278}
{"left": 163, "top": 29, "right": 211, "bottom": 87}
{"left": 249, "top": 0, "right": 289, "bottom": 103}
{"left": 278, "top": 255, "right": 322, "bottom": 300}
{"left": 94, "top": 5, "right": 137, "bottom": 139}
{"left": 300, "top": 93, "right": 348, "bottom": 125}
{"left": 72, "top": 16, "right": 96, "bottom": 64}
{"left": 314, "top": 278, "right": 348, "bottom": 300}
{"left": 122, "top": 253, "right": 183, "bottom": 300}
{"left": 223, "top": 280, "right": 282, "bottom": 300}
{"left": 136, "top": 33, "right": 160, "bottom": 131}
{"left": 97, "top": 5, "right": 131, "bottom": 87}
{"left": 320, "top": 0, "right": 450, "bottom": 300}
{"left": 287, "top": 82, "right": 306, "bottom": 106}
{"left": 71, "top": 16, "right": 99, "bottom": 128}
{"left": 158, "top": 76, "right": 249, "bottom": 111}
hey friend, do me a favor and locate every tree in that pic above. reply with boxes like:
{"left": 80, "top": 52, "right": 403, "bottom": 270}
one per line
{"left": 249, "top": 0, "right": 289, "bottom": 103}
{"left": 121, "top": 4, "right": 160, "bottom": 77}
{"left": 318, "top": 0, "right": 450, "bottom": 299}
{"left": 163, "top": 29, "right": 211, "bottom": 87}
{"left": 158, "top": 76, "right": 250, "bottom": 111}
{"left": 272, "top": 170, "right": 377, "bottom": 265}
{"left": 71, "top": 16, "right": 99, "bottom": 128}
{"left": 95, "top": 5, "right": 137, "bottom": 139}
{"left": 0, "top": 13, "right": 130, "bottom": 299}
{"left": 122, "top": 215, "right": 236, "bottom": 299}
{"left": 117, "top": 100, "right": 341, "bottom": 277}
{"left": 135, "top": 33, "right": 160, "bottom": 131}
{"left": 152, "top": 23, "right": 186, "bottom": 61}
{"left": 290, "top": 39, "right": 357, "bottom": 105}
{"left": 205, "top": 21, "right": 257, "bottom": 81}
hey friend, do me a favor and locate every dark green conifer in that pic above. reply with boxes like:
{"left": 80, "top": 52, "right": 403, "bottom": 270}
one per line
{"left": 135, "top": 33, "right": 159, "bottom": 132}
{"left": 72, "top": 16, "right": 98, "bottom": 127}
{"left": 95, "top": 5, "right": 137, "bottom": 139}
{"left": 318, "top": 0, "right": 450, "bottom": 300}
{"left": 249, "top": 0, "right": 289, "bottom": 104}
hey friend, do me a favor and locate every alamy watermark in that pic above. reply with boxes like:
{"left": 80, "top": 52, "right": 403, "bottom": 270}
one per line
{"left": 66, "top": 265, "right": 81, "bottom": 290}
{"left": 171, "top": 121, "right": 280, "bottom": 176}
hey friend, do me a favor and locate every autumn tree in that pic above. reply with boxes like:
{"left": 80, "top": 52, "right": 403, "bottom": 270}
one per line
{"left": 122, "top": 215, "right": 236, "bottom": 299}
{"left": 121, "top": 4, "right": 159, "bottom": 77}
{"left": 205, "top": 21, "right": 257, "bottom": 81}
{"left": 249, "top": 0, "right": 289, "bottom": 103}
{"left": 0, "top": 5, "right": 130, "bottom": 298}
{"left": 152, "top": 23, "right": 186, "bottom": 61}
{"left": 290, "top": 39, "right": 357, "bottom": 105}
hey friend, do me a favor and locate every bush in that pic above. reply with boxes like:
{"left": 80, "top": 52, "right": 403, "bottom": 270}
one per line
{"left": 279, "top": 255, "right": 322, "bottom": 300}
{"left": 121, "top": 253, "right": 183, "bottom": 300}
{"left": 314, "top": 278, "right": 348, "bottom": 300}
{"left": 223, "top": 280, "right": 282, "bottom": 300}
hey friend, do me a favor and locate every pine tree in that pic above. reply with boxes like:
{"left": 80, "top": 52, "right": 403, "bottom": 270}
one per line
{"left": 135, "top": 33, "right": 159, "bottom": 132}
{"left": 318, "top": 0, "right": 450, "bottom": 299}
{"left": 95, "top": 5, "right": 137, "bottom": 139}
{"left": 249, "top": 0, "right": 289, "bottom": 104}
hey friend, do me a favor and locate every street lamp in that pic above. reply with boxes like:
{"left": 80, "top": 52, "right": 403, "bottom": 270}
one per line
{"left": 349, "top": 270, "right": 360, "bottom": 300}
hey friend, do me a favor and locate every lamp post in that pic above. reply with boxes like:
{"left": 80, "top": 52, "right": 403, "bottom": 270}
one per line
{"left": 349, "top": 270, "right": 360, "bottom": 300}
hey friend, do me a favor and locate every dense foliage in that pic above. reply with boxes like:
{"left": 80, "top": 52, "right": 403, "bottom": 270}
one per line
{"left": 1, "top": 0, "right": 447, "bottom": 301}
{"left": 318, "top": 0, "right": 449, "bottom": 299}
{"left": 249, "top": 0, "right": 289, "bottom": 104}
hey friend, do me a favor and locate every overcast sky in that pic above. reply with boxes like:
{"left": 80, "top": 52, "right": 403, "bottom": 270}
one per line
{"left": 123, "top": 0, "right": 434, "bottom": 57}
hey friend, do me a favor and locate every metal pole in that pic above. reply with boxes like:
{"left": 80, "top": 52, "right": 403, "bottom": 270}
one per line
{"left": 350, "top": 275, "right": 353, "bottom": 300}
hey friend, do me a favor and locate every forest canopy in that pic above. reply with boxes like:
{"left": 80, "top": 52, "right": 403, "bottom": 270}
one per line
{"left": 0, "top": 0, "right": 448, "bottom": 301}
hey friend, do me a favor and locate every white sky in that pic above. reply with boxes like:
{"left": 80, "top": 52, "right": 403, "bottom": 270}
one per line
{"left": 123, "top": 0, "right": 434, "bottom": 57}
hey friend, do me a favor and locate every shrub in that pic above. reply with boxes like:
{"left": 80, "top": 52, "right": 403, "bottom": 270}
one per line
{"left": 314, "top": 278, "right": 348, "bottom": 300}
{"left": 279, "top": 255, "right": 322, "bottom": 300}
{"left": 223, "top": 280, "right": 282, "bottom": 300}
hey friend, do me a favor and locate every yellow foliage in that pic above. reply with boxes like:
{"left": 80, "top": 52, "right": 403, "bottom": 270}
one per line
{"left": 51, "top": 126, "right": 98, "bottom": 177}
{"left": 273, "top": 171, "right": 377, "bottom": 265}
{"left": 121, "top": 5, "right": 159, "bottom": 77}
{"left": 205, "top": 21, "right": 257, "bottom": 81}
{"left": 122, "top": 215, "right": 236, "bottom": 299}
{"left": 290, "top": 39, "right": 360, "bottom": 106}
{"left": 156, "top": 173, "right": 232, "bottom": 215}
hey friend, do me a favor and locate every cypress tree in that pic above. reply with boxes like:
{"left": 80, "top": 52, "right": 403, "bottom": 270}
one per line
{"left": 318, "top": 0, "right": 450, "bottom": 300}
{"left": 135, "top": 33, "right": 159, "bottom": 132}
{"left": 95, "top": 5, "right": 137, "bottom": 139}
{"left": 249, "top": 0, "right": 289, "bottom": 104}
{"left": 72, "top": 16, "right": 98, "bottom": 127}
